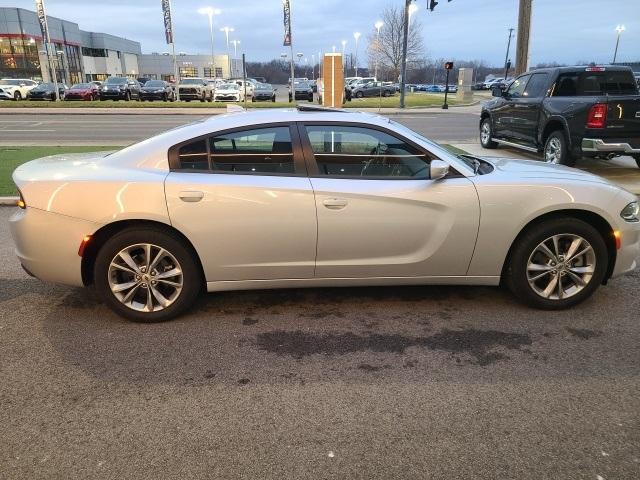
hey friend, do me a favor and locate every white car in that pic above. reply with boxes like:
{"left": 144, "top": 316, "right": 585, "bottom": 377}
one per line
{"left": 0, "top": 78, "right": 38, "bottom": 100}
{"left": 483, "top": 77, "right": 505, "bottom": 90}
{"left": 213, "top": 83, "right": 244, "bottom": 102}
{"left": 9, "top": 106, "right": 640, "bottom": 322}
{"left": 231, "top": 79, "right": 254, "bottom": 99}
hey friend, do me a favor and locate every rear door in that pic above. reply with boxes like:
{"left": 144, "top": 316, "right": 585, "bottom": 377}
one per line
{"left": 299, "top": 122, "right": 480, "bottom": 278}
{"left": 164, "top": 124, "right": 317, "bottom": 282}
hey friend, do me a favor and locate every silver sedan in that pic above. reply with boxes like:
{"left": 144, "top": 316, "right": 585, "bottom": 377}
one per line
{"left": 9, "top": 107, "right": 640, "bottom": 322}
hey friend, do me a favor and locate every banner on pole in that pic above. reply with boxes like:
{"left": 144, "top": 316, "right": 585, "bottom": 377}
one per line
{"left": 34, "top": 0, "right": 49, "bottom": 41}
{"left": 161, "top": 0, "right": 174, "bottom": 44}
{"left": 282, "top": 0, "right": 291, "bottom": 46}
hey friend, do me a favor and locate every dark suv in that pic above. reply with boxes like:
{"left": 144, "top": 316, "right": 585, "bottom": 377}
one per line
{"left": 100, "top": 77, "right": 141, "bottom": 101}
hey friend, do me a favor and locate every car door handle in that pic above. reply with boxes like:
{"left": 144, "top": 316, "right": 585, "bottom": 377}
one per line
{"left": 322, "top": 198, "right": 348, "bottom": 209}
{"left": 179, "top": 190, "right": 204, "bottom": 202}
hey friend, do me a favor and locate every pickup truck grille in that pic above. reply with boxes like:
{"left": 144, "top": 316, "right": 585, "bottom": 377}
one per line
{"left": 180, "top": 88, "right": 198, "bottom": 94}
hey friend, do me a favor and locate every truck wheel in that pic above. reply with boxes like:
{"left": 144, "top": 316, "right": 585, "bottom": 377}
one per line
{"left": 544, "top": 130, "right": 575, "bottom": 167}
{"left": 479, "top": 117, "right": 498, "bottom": 149}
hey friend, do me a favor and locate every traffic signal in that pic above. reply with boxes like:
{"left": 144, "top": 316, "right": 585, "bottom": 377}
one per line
{"left": 444, "top": 61, "right": 454, "bottom": 70}
{"left": 429, "top": 0, "right": 438, "bottom": 11}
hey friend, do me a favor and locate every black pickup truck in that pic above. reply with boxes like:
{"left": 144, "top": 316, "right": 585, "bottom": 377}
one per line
{"left": 480, "top": 66, "right": 640, "bottom": 167}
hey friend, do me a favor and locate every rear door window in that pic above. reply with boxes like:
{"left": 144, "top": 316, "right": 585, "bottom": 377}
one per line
{"left": 523, "top": 73, "right": 549, "bottom": 98}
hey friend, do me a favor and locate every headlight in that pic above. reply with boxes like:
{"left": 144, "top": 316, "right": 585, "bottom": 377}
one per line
{"left": 155, "top": 89, "right": 164, "bottom": 93}
{"left": 103, "top": 86, "right": 108, "bottom": 91}
{"left": 620, "top": 201, "right": 639, "bottom": 222}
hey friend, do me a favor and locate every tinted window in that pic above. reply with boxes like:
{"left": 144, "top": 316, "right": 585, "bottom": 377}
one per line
{"left": 523, "top": 73, "right": 549, "bottom": 97}
{"left": 178, "top": 139, "right": 208, "bottom": 170}
{"left": 506, "top": 75, "right": 530, "bottom": 98}
{"left": 554, "top": 71, "right": 638, "bottom": 96}
{"left": 305, "top": 125, "right": 431, "bottom": 178}
{"left": 106, "top": 77, "right": 127, "bottom": 84}
{"left": 209, "top": 126, "right": 294, "bottom": 174}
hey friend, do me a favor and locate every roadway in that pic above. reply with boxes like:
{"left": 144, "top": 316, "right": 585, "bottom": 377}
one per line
{"left": 0, "top": 111, "right": 481, "bottom": 145}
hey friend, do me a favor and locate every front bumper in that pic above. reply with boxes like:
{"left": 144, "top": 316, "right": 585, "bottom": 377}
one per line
{"left": 582, "top": 138, "right": 640, "bottom": 155}
{"left": 9, "top": 207, "right": 100, "bottom": 287}
{"left": 254, "top": 93, "right": 273, "bottom": 101}
{"left": 293, "top": 92, "right": 312, "bottom": 99}
{"left": 65, "top": 93, "right": 92, "bottom": 100}
{"left": 140, "top": 92, "right": 166, "bottom": 100}
{"left": 0, "top": 90, "right": 15, "bottom": 99}
{"left": 214, "top": 95, "right": 239, "bottom": 102}
{"left": 28, "top": 93, "right": 55, "bottom": 100}
{"left": 100, "top": 90, "right": 127, "bottom": 99}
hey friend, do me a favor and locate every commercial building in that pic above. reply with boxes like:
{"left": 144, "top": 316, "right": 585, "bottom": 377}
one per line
{"left": 138, "top": 53, "right": 240, "bottom": 81}
{"left": 0, "top": 7, "right": 140, "bottom": 84}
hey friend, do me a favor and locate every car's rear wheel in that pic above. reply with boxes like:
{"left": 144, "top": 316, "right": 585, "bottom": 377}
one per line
{"left": 355, "top": 91, "right": 363, "bottom": 98}
{"left": 505, "top": 218, "right": 608, "bottom": 310}
{"left": 544, "top": 130, "right": 575, "bottom": 167}
{"left": 480, "top": 117, "right": 498, "bottom": 149}
{"left": 14, "top": 91, "right": 22, "bottom": 101}
{"left": 94, "top": 227, "right": 202, "bottom": 322}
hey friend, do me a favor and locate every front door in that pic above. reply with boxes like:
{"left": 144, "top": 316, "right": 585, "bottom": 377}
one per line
{"left": 299, "top": 123, "right": 480, "bottom": 278}
{"left": 510, "top": 72, "right": 549, "bottom": 145}
{"left": 165, "top": 124, "right": 317, "bottom": 282}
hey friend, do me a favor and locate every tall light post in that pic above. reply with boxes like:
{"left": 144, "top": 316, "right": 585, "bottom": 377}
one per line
{"left": 231, "top": 40, "right": 240, "bottom": 57}
{"left": 220, "top": 26, "right": 234, "bottom": 78}
{"left": 198, "top": 7, "right": 221, "bottom": 78}
{"left": 311, "top": 54, "right": 315, "bottom": 79}
{"left": 353, "top": 31, "right": 361, "bottom": 76}
{"left": 374, "top": 20, "right": 383, "bottom": 80}
{"left": 613, "top": 25, "right": 625, "bottom": 64}
{"left": 408, "top": 2, "right": 418, "bottom": 22}
{"left": 296, "top": 51, "right": 303, "bottom": 78}
{"left": 504, "top": 27, "right": 514, "bottom": 80}
{"left": 341, "top": 40, "right": 347, "bottom": 75}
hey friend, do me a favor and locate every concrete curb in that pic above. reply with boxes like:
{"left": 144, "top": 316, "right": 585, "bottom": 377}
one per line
{"left": 0, "top": 196, "right": 18, "bottom": 206}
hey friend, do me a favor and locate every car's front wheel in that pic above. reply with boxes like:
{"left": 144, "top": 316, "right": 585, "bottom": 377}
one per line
{"left": 14, "top": 91, "right": 22, "bottom": 101}
{"left": 505, "top": 218, "right": 608, "bottom": 310}
{"left": 94, "top": 227, "right": 202, "bottom": 322}
{"left": 479, "top": 117, "right": 498, "bottom": 149}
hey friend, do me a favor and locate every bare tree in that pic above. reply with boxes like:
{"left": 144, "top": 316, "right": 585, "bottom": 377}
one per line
{"left": 367, "top": 4, "right": 424, "bottom": 81}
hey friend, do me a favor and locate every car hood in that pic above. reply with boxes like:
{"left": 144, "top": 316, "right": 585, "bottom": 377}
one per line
{"left": 479, "top": 156, "right": 615, "bottom": 186}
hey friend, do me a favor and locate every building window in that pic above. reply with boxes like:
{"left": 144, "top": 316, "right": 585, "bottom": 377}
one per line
{"left": 179, "top": 66, "right": 198, "bottom": 78}
{"left": 161, "top": 74, "right": 175, "bottom": 82}
{"left": 116, "top": 51, "right": 121, "bottom": 59}
{"left": 215, "top": 67, "right": 223, "bottom": 78}
{"left": 81, "top": 47, "right": 107, "bottom": 57}
{"left": 0, "top": 36, "right": 43, "bottom": 80}
{"left": 203, "top": 67, "right": 214, "bottom": 78}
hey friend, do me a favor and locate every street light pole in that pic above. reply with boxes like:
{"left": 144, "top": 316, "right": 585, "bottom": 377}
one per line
{"left": 613, "top": 24, "right": 625, "bottom": 64}
{"left": 504, "top": 27, "right": 514, "bottom": 80}
{"left": 341, "top": 40, "right": 347, "bottom": 76}
{"left": 220, "top": 26, "right": 234, "bottom": 78}
{"left": 374, "top": 20, "right": 383, "bottom": 80}
{"left": 399, "top": 0, "right": 411, "bottom": 109}
{"left": 353, "top": 32, "right": 361, "bottom": 76}
{"left": 198, "top": 7, "right": 221, "bottom": 78}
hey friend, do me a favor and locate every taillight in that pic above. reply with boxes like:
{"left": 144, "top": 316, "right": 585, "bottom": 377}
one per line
{"left": 586, "top": 103, "right": 607, "bottom": 129}
{"left": 17, "top": 188, "right": 26, "bottom": 209}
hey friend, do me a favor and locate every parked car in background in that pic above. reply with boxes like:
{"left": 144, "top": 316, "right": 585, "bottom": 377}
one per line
{"left": 140, "top": 80, "right": 175, "bottom": 102}
{"left": 480, "top": 65, "right": 640, "bottom": 167}
{"left": 352, "top": 81, "right": 396, "bottom": 98}
{"left": 100, "top": 77, "right": 141, "bottom": 101}
{"left": 253, "top": 82, "right": 276, "bottom": 102}
{"left": 289, "top": 80, "right": 314, "bottom": 102}
{"left": 483, "top": 77, "right": 505, "bottom": 90}
{"left": 309, "top": 79, "right": 317, "bottom": 92}
{"left": 213, "top": 82, "right": 244, "bottom": 102}
{"left": 472, "top": 81, "right": 487, "bottom": 90}
{"left": 10, "top": 106, "right": 640, "bottom": 321}
{"left": 251, "top": 77, "right": 267, "bottom": 84}
{"left": 90, "top": 81, "right": 103, "bottom": 88}
{"left": 231, "top": 79, "right": 255, "bottom": 99}
{"left": 136, "top": 77, "right": 152, "bottom": 86}
{"left": 177, "top": 78, "right": 213, "bottom": 102}
{"left": 27, "top": 82, "right": 68, "bottom": 101}
{"left": 64, "top": 83, "right": 99, "bottom": 101}
{"left": 347, "top": 77, "right": 376, "bottom": 92}
{"left": 0, "top": 78, "right": 38, "bottom": 100}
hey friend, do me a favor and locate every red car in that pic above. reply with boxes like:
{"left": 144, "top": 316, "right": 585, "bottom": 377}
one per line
{"left": 64, "top": 83, "right": 100, "bottom": 101}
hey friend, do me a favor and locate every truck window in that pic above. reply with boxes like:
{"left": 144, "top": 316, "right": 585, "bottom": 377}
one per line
{"left": 523, "top": 73, "right": 549, "bottom": 98}
{"left": 506, "top": 74, "right": 530, "bottom": 98}
{"left": 553, "top": 71, "right": 638, "bottom": 96}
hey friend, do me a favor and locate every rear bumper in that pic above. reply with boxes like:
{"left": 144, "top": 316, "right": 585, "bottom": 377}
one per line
{"left": 9, "top": 207, "right": 100, "bottom": 287}
{"left": 582, "top": 138, "right": 640, "bottom": 155}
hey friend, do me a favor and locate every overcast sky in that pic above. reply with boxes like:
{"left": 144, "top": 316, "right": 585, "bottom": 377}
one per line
{"left": 6, "top": 0, "right": 639, "bottom": 66}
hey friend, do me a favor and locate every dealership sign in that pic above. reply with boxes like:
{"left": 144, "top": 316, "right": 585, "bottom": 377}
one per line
{"left": 282, "top": 0, "right": 291, "bottom": 46}
{"left": 161, "top": 0, "right": 174, "bottom": 44}
{"left": 34, "top": 0, "right": 50, "bottom": 42}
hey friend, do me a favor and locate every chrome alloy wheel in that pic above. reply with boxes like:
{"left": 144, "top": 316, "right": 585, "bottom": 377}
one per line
{"left": 526, "top": 234, "right": 596, "bottom": 300}
{"left": 544, "top": 137, "right": 562, "bottom": 163}
{"left": 108, "top": 243, "right": 183, "bottom": 312}
{"left": 480, "top": 121, "right": 491, "bottom": 145}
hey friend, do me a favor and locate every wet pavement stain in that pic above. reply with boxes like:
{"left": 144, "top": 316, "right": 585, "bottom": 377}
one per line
{"left": 256, "top": 329, "right": 532, "bottom": 365}
{"left": 566, "top": 327, "right": 602, "bottom": 340}
{"left": 242, "top": 317, "right": 259, "bottom": 326}
{"left": 357, "top": 364, "right": 389, "bottom": 372}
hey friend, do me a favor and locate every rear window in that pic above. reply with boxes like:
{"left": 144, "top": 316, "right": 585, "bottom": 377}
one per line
{"left": 553, "top": 71, "right": 638, "bottom": 96}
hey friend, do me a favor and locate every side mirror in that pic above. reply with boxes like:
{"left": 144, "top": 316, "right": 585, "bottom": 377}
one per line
{"left": 430, "top": 160, "right": 450, "bottom": 180}
{"left": 491, "top": 85, "right": 503, "bottom": 97}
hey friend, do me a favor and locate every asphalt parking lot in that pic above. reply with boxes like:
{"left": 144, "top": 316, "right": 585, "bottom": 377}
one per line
{"left": 1, "top": 206, "right": 639, "bottom": 479}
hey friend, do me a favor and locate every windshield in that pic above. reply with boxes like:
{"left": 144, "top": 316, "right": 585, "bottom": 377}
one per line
{"left": 217, "top": 84, "right": 238, "bottom": 91}
{"left": 256, "top": 83, "right": 271, "bottom": 90}
{"left": 181, "top": 79, "right": 203, "bottom": 85}
{"left": 106, "top": 77, "right": 127, "bottom": 84}
{"left": 295, "top": 82, "right": 309, "bottom": 88}
{"left": 71, "top": 83, "right": 91, "bottom": 89}
{"left": 1, "top": 79, "right": 23, "bottom": 86}
{"left": 35, "top": 83, "right": 54, "bottom": 89}
{"left": 145, "top": 81, "right": 165, "bottom": 87}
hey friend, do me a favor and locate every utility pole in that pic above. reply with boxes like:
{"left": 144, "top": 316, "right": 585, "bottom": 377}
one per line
{"left": 504, "top": 28, "right": 514, "bottom": 79}
{"left": 515, "top": 0, "right": 532, "bottom": 75}
{"left": 399, "top": 0, "right": 411, "bottom": 108}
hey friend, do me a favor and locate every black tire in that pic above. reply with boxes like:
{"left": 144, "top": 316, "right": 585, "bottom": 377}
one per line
{"left": 200, "top": 93, "right": 205, "bottom": 103}
{"left": 125, "top": 91, "right": 131, "bottom": 102}
{"left": 308, "top": 94, "right": 313, "bottom": 102}
{"left": 272, "top": 96, "right": 276, "bottom": 102}
{"left": 251, "top": 96, "right": 256, "bottom": 102}
{"left": 543, "top": 130, "right": 575, "bottom": 167}
{"left": 288, "top": 94, "right": 293, "bottom": 102}
{"left": 479, "top": 117, "right": 498, "bottom": 149}
{"left": 355, "top": 91, "right": 363, "bottom": 98}
{"left": 14, "top": 91, "right": 22, "bottom": 101}
{"left": 505, "top": 218, "right": 608, "bottom": 310}
{"left": 94, "top": 227, "right": 202, "bottom": 322}
{"left": 383, "top": 90, "right": 390, "bottom": 97}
